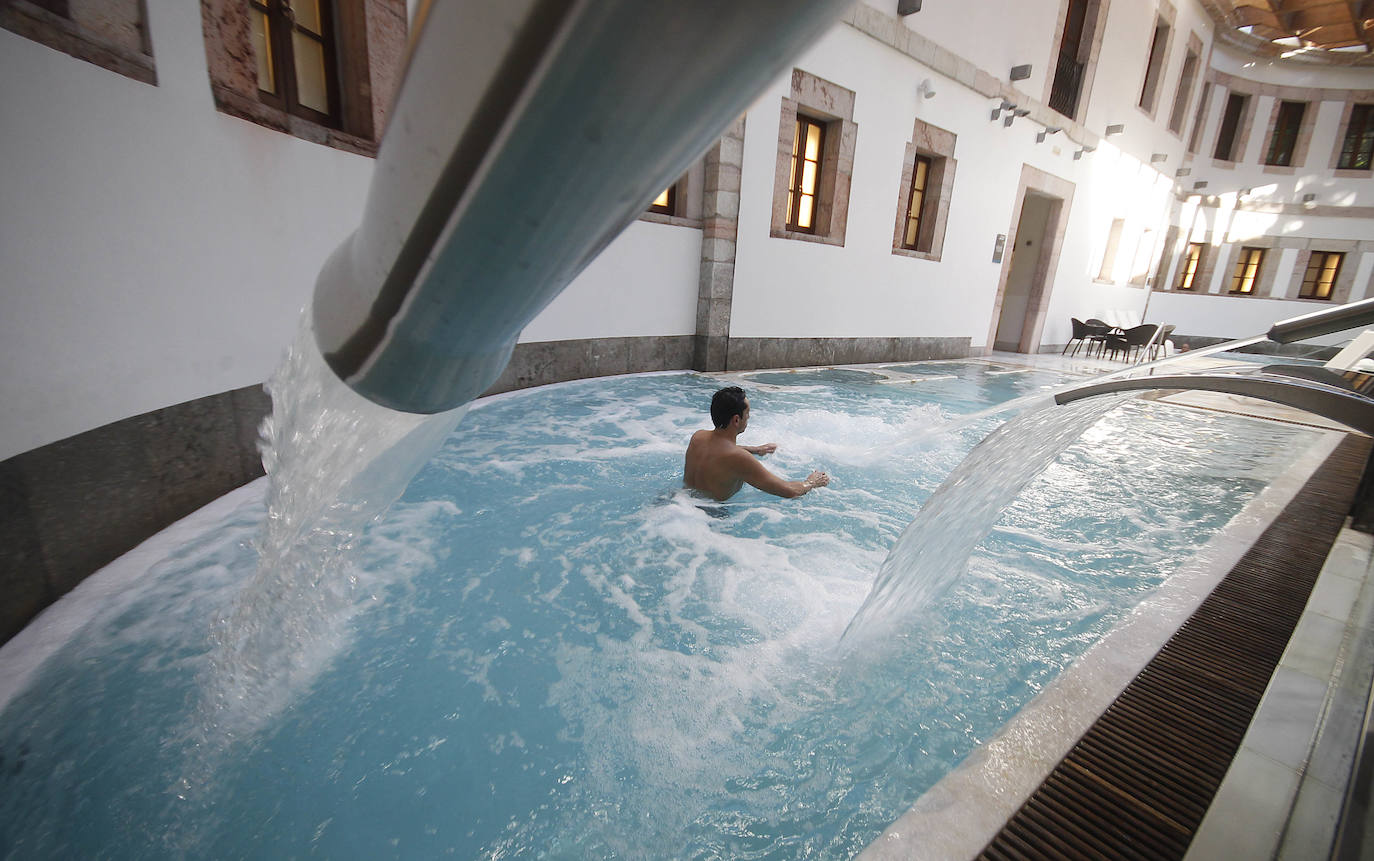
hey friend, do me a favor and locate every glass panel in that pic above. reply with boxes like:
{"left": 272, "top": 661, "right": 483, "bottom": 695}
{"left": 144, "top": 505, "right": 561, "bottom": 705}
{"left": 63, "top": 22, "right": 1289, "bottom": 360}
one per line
{"left": 912, "top": 159, "right": 928, "bottom": 192}
{"left": 293, "top": 0, "right": 323, "bottom": 35}
{"left": 797, "top": 195, "right": 814, "bottom": 229}
{"left": 252, "top": 10, "right": 275, "bottom": 93}
{"left": 804, "top": 124, "right": 822, "bottom": 160}
{"left": 792, "top": 121, "right": 801, "bottom": 157}
{"left": 652, "top": 189, "right": 670, "bottom": 208}
{"left": 801, "top": 161, "right": 817, "bottom": 195}
{"left": 905, "top": 218, "right": 918, "bottom": 247}
{"left": 293, "top": 32, "right": 330, "bottom": 114}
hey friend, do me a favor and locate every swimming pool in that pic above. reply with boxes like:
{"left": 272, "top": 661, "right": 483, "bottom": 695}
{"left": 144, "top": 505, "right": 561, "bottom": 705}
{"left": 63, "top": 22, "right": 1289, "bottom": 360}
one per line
{"left": 0, "top": 362, "right": 1322, "bottom": 858}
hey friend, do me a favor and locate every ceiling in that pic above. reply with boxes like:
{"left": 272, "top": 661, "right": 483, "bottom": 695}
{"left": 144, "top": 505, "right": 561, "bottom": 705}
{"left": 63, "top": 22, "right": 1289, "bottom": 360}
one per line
{"left": 1208, "top": 0, "right": 1374, "bottom": 62}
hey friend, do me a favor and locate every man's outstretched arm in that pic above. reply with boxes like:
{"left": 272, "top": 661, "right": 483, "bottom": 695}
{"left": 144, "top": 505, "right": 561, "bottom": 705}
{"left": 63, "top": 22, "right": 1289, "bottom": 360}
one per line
{"left": 734, "top": 451, "right": 829, "bottom": 499}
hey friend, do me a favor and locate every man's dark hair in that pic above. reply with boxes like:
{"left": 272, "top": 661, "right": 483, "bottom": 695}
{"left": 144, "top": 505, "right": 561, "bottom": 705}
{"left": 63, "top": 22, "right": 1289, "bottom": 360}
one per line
{"left": 710, "top": 386, "right": 747, "bottom": 429}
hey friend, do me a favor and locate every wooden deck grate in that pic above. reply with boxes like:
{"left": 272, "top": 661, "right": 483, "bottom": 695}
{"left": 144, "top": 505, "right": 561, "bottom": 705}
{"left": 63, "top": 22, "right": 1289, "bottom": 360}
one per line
{"left": 979, "top": 434, "right": 1372, "bottom": 861}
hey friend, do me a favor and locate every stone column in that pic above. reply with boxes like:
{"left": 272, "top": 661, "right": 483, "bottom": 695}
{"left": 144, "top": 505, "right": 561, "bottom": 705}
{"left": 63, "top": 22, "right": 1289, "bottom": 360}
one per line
{"left": 694, "top": 116, "right": 746, "bottom": 371}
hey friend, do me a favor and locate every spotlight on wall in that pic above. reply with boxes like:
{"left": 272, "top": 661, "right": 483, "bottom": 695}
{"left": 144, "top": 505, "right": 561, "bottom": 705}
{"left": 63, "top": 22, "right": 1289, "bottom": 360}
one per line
{"left": 990, "top": 99, "right": 1016, "bottom": 121}
{"left": 1193, "top": 180, "right": 1208, "bottom": 189}
{"left": 1073, "top": 145, "right": 1096, "bottom": 160}
{"left": 1175, "top": 167, "right": 1192, "bottom": 177}
{"left": 1105, "top": 123, "right": 1126, "bottom": 136}
{"left": 1150, "top": 153, "right": 1168, "bottom": 164}
{"left": 1303, "top": 192, "right": 1317, "bottom": 203}
{"left": 897, "top": 0, "right": 922, "bottom": 14}
{"left": 1009, "top": 64, "right": 1032, "bottom": 81}
{"left": 917, "top": 78, "right": 936, "bottom": 99}
{"left": 1035, "top": 126, "right": 1062, "bottom": 143}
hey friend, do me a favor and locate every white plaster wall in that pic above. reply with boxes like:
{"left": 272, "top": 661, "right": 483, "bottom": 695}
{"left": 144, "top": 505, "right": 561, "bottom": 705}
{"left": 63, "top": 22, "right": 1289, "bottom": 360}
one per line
{"left": 730, "top": 24, "right": 1081, "bottom": 344}
{"left": 518, "top": 221, "right": 701, "bottom": 342}
{"left": 861, "top": 0, "right": 1058, "bottom": 103}
{"left": 0, "top": 0, "right": 375, "bottom": 461}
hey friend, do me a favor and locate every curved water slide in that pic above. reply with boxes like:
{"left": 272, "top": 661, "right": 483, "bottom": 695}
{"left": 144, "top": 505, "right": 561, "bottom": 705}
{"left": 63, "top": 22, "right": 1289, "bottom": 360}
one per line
{"left": 311, "top": 0, "right": 854, "bottom": 415}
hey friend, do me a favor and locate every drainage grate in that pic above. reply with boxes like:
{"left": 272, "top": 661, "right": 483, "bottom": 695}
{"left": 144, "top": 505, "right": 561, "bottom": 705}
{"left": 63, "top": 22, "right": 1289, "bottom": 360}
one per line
{"left": 979, "top": 434, "right": 1372, "bottom": 861}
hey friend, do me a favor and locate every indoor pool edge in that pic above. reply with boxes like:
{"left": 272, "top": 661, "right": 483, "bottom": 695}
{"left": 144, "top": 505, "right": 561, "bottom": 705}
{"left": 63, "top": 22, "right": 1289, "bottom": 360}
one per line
{"left": 856, "top": 426, "right": 1348, "bottom": 861}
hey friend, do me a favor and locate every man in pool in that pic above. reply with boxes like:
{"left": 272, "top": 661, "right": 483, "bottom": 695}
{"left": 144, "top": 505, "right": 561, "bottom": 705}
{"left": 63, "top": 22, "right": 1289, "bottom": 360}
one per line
{"left": 684, "top": 386, "right": 830, "bottom": 501}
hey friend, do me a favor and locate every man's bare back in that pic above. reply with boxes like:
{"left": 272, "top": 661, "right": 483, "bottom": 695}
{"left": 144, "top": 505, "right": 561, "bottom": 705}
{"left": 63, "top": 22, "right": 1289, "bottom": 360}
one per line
{"left": 683, "top": 387, "right": 829, "bottom": 502}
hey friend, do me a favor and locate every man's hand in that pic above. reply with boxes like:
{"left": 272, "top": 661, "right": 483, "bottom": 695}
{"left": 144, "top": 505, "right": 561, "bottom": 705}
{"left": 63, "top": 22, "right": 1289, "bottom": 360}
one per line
{"left": 744, "top": 443, "right": 778, "bottom": 456}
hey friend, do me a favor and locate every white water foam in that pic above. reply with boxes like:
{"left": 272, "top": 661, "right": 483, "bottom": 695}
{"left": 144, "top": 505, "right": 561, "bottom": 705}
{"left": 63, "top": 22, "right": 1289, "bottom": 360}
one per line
{"left": 189, "top": 318, "right": 466, "bottom": 756}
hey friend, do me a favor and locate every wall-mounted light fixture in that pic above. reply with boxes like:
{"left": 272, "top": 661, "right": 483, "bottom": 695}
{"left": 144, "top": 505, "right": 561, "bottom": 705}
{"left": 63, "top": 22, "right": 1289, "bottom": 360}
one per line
{"left": 990, "top": 99, "right": 1017, "bottom": 121}
{"left": 897, "top": 0, "right": 922, "bottom": 14}
{"left": 1175, "top": 168, "right": 1191, "bottom": 177}
{"left": 1035, "top": 126, "right": 1062, "bottom": 143}
{"left": 1193, "top": 180, "right": 1208, "bottom": 189}
{"left": 917, "top": 78, "right": 936, "bottom": 99}
{"left": 1150, "top": 153, "right": 1167, "bottom": 164}
{"left": 1073, "top": 145, "right": 1096, "bottom": 160}
{"left": 1105, "top": 124, "right": 1125, "bottom": 136}
{"left": 1302, "top": 192, "right": 1317, "bottom": 204}
{"left": 1010, "top": 64, "right": 1032, "bottom": 81}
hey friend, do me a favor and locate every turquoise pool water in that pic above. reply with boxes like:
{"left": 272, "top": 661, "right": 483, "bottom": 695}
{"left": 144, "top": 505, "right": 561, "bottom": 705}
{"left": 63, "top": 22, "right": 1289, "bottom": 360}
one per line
{"left": 0, "top": 362, "right": 1320, "bottom": 858}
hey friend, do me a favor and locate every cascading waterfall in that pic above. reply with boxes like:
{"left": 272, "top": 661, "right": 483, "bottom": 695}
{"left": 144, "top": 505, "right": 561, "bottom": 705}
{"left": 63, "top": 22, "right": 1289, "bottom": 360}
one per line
{"left": 841, "top": 394, "right": 1133, "bottom": 647}
{"left": 190, "top": 320, "right": 466, "bottom": 750}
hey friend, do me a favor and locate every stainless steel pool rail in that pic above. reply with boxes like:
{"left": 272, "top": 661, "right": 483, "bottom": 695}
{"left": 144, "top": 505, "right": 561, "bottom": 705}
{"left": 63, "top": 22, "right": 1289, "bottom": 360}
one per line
{"left": 311, "top": 0, "right": 852, "bottom": 415}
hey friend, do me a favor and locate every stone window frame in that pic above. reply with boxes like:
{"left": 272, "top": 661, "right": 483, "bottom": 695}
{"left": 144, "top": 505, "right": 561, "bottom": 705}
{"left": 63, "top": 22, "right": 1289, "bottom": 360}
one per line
{"left": 638, "top": 162, "right": 705, "bottom": 229}
{"left": 1135, "top": 0, "right": 1176, "bottom": 119}
{"left": 770, "top": 69, "right": 857, "bottom": 248}
{"left": 1042, "top": 0, "right": 1112, "bottom": 123}
{"left": 1211, "top": 85, "right": 1257, "bottom": 167}
{"left": 1285, "top": 240, "right": 1361, "bottom": 304}
{"left": 200, "top": 0, "right": 406, "bottom": 157}
{"left": 1186, "top": 80, "right": 1212, "bottom": 153}
{"left": 1259, "top": 97, "right": 1315, "bottom": 173}
{"left": 1330, "top": 96, "right": 1374, "bottom": 176}
{"left": 1, "top": 0, "right": 155, "bottom": 84}
{"left": 1160, "top": 227, "right": 1220, "bottom": 294}
{"left": 1166, "top": 32, "right": 1203, "bottom": 138}
{"left": 890, "top": 117, "right": 957, "bottom": 262}
{"left": 1218, "top": 239, "right": 1280, "bottom": 297}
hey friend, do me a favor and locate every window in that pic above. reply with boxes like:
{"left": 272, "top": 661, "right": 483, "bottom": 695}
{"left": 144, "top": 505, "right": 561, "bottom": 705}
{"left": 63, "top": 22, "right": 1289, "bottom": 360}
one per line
{"left": 1, "top": 0, "right": 156, "bottom": 83}
{"left": 648, "top": 184, "right": 678, "bottom": 216}
{"left": 250, "top": 0, "right": 339, "bottom": 125}
{"left": 1098, "top": 218, "right": 1125, "bottom": 281}
{"left": 770, "top": 69, "right": 857, "bottom": 247}
{"left": 1229, "top": 247, "right": 1265, "bottom": 294}
{"left": 1337, "top": 104, "right": 1374, "bottom": 171}
{"left": 1167, "top": 48, "right": 1198, "bottom": 134}
{"left": 1214, "top": 91, "right": 1249, "bottom": 161}
{"left": 1300, "top": 252, "right": 1344, "bottom": 300}
{"left": 1138, "top": 17, "right": 1171, "bottom": 112}
{"left": 201, "top": 0, "right": 407, "bottom": 155}
{"left": 1264, "top": 100, "right": 1306, "bottom": 167}
{"left": 786, "top": 116, "right": 826, "bottom": 233}
{"left": 1049, "top": 0, "right": 1096, "bottom": 119}
{"left": 901, "top": 156, "right": 932, "bottom": 250}
{"left": 1175, "top": 242, "right": 1203, "bottom": 290}
{"left": 891, "top": 117, "right": 957, "bottom": 261}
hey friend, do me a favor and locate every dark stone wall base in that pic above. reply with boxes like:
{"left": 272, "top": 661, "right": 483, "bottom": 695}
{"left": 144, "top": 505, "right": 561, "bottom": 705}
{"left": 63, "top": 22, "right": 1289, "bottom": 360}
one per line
{"left": 0, "top": 385, "right": 270, "bottom": 644}
{"left": 726, "top": 336, "right": 971, "bottom": 370}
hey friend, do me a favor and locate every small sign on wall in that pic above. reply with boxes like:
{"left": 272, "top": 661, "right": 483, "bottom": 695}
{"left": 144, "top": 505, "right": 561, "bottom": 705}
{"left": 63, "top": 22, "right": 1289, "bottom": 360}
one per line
{"left": 992, "top": 234, "right": 1006, "bottom": 263}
